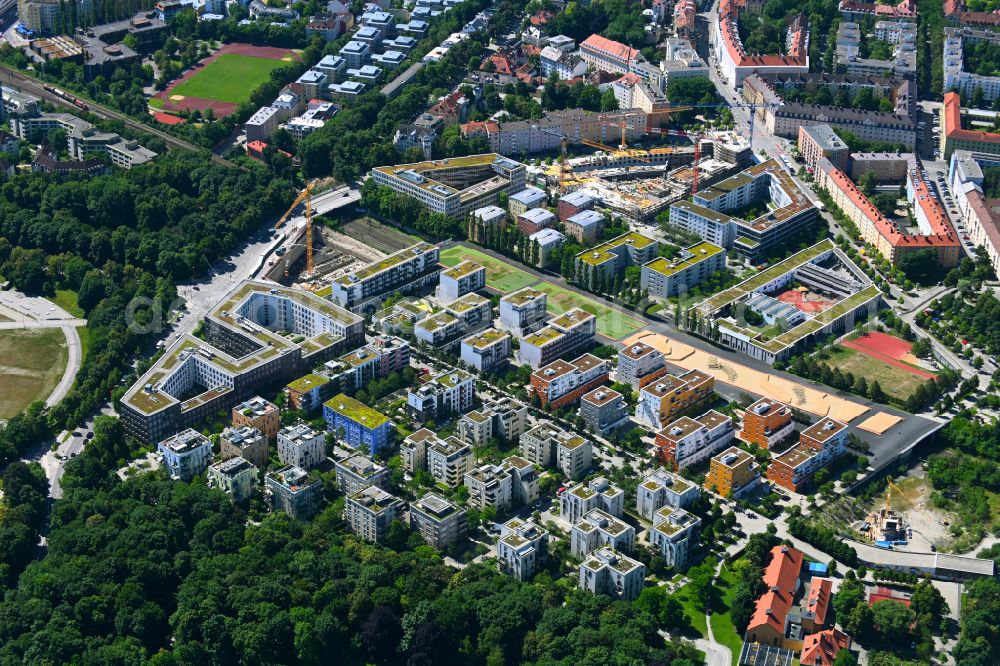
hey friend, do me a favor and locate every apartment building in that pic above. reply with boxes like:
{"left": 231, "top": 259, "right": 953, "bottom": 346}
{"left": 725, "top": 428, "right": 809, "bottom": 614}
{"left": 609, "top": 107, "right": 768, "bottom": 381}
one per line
{"left": 518, "top": 309, "right": 597, "bottom": 369}
{"left": 232, "top": 396, "right": 281, "bottom": 440}
{"left": 400, "top": 427, "right": 438, "bottom": 473}
{"left": 558, "top": 190, "right": 596, "bottom": 222}
{"left": 462, "top": 110, "right": 648, "bottom": 157}
{"left": 415, "top": 293, "right": 492, "bottom": 349}
{"left": 465, "top": 463, "right": 514, "bottom": 511}
{"left": 540, "top": 45, "right": 587, "bottom": 79}
{"left": 529, "top": 229, "right": 566, "bottom": 269}
{"left": 636, "top": 469, "right": 701, "bottom": 520}
{"left": 460, "top": 328, "right": 511, "bottom": 373}
{"left": 345, "top": 485, "right": 403, "bottom": 543}
{"left": 740, "top": 398, "right": 794, "bottom": 449}
{"left": 335, "top": 453, "right": 389, "bottom": 496}
{"left": 266, "top": 466, "right": 324, "bottom": 521}
{"left": 565, "top": 210, "right": 606, "bottom": 244}
{"left": 497, "top": 518, "right": 548, "bottom": 581}
{"left": 406, "top": 369, "right": 475, "bottom": 422}
{"left": 580, "top": 34, "right": 639, "bottom": 74}
{"left": 439, "top": 260, "right": 486, "bottom": 301}
{"left": 371, "top": 154, "right": 527, "bottom": 218}
{"left": 428, "top": 437, "right": 474, "bottom": 487}
{"left": 941, "top": 91, "right": 1000, "bottom": 159}
{"left": 556, "top": 434, "right": 594, "bottom": 481}
{"left": 560, "top": 477, "right": 624, "bottom": 524}
{"left": 504, "top": 455, "right": 540, "bottom": 507}
{"left": 797, "top": 123, "right": 850, "bottom": 173}
{"left": 220, "top": 426, "right": 269, "bottom": 470}
{"left": 745, "top": 545, "right": 805, "bottom": 648}
{"left": 574, "top": 232, "right": 659, "bottom": 284}
{"left": 636, "top": 369, "right": 715, "bottom": 430}
{"left": 285, "top": 374, "right": 333, "bottom": 414}
{"left": 330, "top": 242, "right": 441, "bottom": 312}
{"left": 517, "top": 207, "right": 557, "bottom": 236}
{"left": 458, "top": 398, "right": 529, "bottom": 446}
{"left": 276, "top": 423, "right": 325, "bottom": 470}
{"left": 655, "top": 409, "right": 735, "bottom": 470}
{"left": 529, "top": 353, "right": 610, "bottom": 409}
{"left": 499, "top": 287, "right": 548, "bottom": 337}
{"left": 121, "top": 282, "right": 362, "bottom": 445}
{"left": 508, "top": 186, "right": 547, "bottom": 217}
{"left": 705, "top": 446, "right": 762, "bottom": 498}
{"left": 206, "top": 457, "right": 258, "bottom": 502}
{"left": 158, "top": 429, "right": 212, "bottom": 482}
{"left": 616, "top": 342, "right": 668, "bottom": 390}
{"left": 649, "top": 506, "right": 701, "bottom": 569}
{"left": 12, "top": 109, "right": 157, "bottom": 167}
{"left": 641, "top": 242, "right": 727, "bottom": 299}
{"left": 579, "top": 387, "right": 629, "bottom": 436}
{"left": 410, "top": 493, "right": 467, "bottom": 548}
{"left": 579, "top": 547, "right": 646, "bottom": 601}
{"left": 949, "top": 150, "right": 1000, "bottom": 277}
{"left": 18, "top": 0, "right": 60, "bottom": 34}
{"left": 519, "top": 422, "right": 592, "bottom": 480}
{"left": 323, "top": 394, "right": 393, "bottom": 456}
{"left": 571, "top": 508, "right": 636, "bottom": 558}
{"left": 768, "top": 418, "right": 848, "bottom": 492}
{"left": 470, "top": 205, "right": 507, "bottom": 241}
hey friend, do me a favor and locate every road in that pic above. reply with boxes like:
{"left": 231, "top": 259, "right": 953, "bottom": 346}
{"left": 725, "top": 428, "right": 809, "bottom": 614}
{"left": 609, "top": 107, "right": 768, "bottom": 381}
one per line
{"left": 0, "top": 64, "right": 235, "bottom": 168}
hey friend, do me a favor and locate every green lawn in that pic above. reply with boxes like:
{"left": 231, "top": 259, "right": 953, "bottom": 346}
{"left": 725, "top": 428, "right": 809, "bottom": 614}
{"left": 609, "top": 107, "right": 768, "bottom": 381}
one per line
{"left": 824, "top": 345, "right": 929, "bottom": 404}
{"left": 171, "top": 54, "right": 290, "bottom": 104}
{"left": 148, "top": 97, "right": 165, "bottom": 109}
{"left": 533, "top": 281, "right": 645, "bottom": 340}
{"left": 51, "top": 289, "right": 84, "bottom": 318}
{"left": 0, "top": 328, "right": 68, "bottom": 418}
{"left": 439, "top": 245, "right": 538, "bottom": 292}
{"left": 709, "top": 566, "right": 744, "bottom": 666}
{"left": 674, "top": 584, "right": 708, "bottom": 638}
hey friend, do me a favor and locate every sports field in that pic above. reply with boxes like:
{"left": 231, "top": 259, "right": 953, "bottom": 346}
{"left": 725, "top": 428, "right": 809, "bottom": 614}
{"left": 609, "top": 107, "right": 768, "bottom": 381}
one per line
{"left": 824, "top": 345, "right": 929, "bottom": 404}
{"left": 439, "top": 246, "right": 537, "bottom": 292}
{"left": 0, "top": 328, "right": 68, "bottom": 419}
{"left": 534, "top": 281, "right": 644, "bottom": 340}
{"left": 171, "top": 54, "right": 288, "bottom": 104}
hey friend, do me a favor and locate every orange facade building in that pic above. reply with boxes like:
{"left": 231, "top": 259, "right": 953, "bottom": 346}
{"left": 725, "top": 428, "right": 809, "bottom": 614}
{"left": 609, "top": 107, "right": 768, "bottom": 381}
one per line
{"left": 739, "top": 398, "right": 794, "bottom": 449}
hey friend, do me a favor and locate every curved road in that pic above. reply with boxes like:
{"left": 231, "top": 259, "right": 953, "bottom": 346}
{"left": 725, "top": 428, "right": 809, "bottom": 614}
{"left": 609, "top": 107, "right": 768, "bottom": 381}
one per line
{"left": 47, "top": 324, "right": 81, "bottom": 407}
{"left": 0, "top": 64, "right": 236, "bottom": 168}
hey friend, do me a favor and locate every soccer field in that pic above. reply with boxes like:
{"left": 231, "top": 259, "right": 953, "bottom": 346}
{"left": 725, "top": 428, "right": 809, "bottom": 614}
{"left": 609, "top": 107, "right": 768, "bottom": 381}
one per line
{"left": 825, "top": 345, "right": 929, "bottom": 404}
{"left": 439, "top": 246, "right": 538, "bottom": 292}
{"left": 171, "top": 54, "right": 289, "bottom": 104}
{"left": 534, "top": 281, "right": 645, "bottom": 340}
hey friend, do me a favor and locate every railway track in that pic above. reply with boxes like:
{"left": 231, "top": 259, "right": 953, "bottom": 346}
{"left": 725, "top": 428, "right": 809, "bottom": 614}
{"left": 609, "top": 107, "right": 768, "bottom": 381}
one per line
{"left": 0, "top": 64, "right": 236, "bottom": 168}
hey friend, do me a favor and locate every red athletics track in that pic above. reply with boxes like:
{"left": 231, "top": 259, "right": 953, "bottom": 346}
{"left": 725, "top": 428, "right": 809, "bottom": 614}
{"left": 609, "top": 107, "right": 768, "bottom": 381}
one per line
{"left": 841, "top": 332, "right": 937, "bottom": 380}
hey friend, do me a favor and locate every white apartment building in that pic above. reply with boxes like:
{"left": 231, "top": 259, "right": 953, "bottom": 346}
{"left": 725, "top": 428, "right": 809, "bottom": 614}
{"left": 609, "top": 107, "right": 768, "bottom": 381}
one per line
{"left": 504, "top": 455, "right": 539, "bottom": 507}
{"left": 459, "top": 398, "right": 529, "bottom": 446}
{"left": 330, "top": 242, "right": 440, "bottom": 311}
{"left": 560, "top": 476, "right": 624, "bottom": 524}
{"left": 340, "top": 40, "right": 370, "bottom": 69}
{"left": 401, "top": 427, "right": 440, "bottom": 473}
{"left": 519, "top": 422, "right": 592, "bottom": 480}
{"left": 508, "top": 186, "right": 547, "bottom": 217}
{"left": 656, "top": 409, "right": 735, "bottom": 470}
{"left": 277, "top": 423, "right": 326, "bottom": 470}
{"left": 649, "top": 506, "right": 701, "bottom": 569}
{"left": 246, "top": 106, "right": 281, "bottom": 142}
{"left": 206, "top": 457, "right": 259, "bottom": 503}
{"left": 427, "top": 437, "right": 473, "bottom": 487}
{"left": 345, "top": 485, "right": 403, "bottom": 543}
{"left": 406, "top": 369, "right": 475, "bottom": 422}
{"left": 636, "top": 469, "right": 700, "bottom": 520}
{"left": 334, "top": 453, "right": 389, "bottom": 496}
{"left": 410, "top": 492, "right": 467, "bottom": 548}
{"left": 498, "top": 287, "right": 548, "bottom": 337}
{"left": 556, "top": 435, "right": 594, "bottom": 481}
{"left": 497, "top": 518, "right": 548, "bottom": 581}
{"left": 579, "top": 547, "right": 646, "bottom": 601}
{"left": 465, "top": 463, "right": 514, "bottom": 512}
{"left": 616, "top": 342, "right": 667, "bottom": 389}
{"left": 158, "top": 429, "right": 213, "bottom": 482}
{"left": 439, "top": 260, "right": 486, "bottom": 301}
{"left": 518, "top": 309, "right": 597, "bottom": 369}
{"left": 460, "top": 328, "right": 511, "bottom": 372}
{"left": 571, "top": 508, "right": 636, "bottom": 558}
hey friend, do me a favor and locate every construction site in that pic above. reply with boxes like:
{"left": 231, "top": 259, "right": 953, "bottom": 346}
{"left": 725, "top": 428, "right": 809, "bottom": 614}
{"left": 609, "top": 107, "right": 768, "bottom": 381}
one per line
{"left": 538, "top": 129, "right": 754, "bottom": 222}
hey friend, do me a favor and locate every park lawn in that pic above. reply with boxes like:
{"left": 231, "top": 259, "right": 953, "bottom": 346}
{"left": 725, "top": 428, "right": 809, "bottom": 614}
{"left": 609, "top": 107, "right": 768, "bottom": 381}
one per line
{"left": 825, "top": 345, "right": 928, "bottom": 403}
{"left": 0, "top": 328, "right": 68, "bottom": 419}
{"left": 171, "top": 54, "right": 289, "bottom": 104}
{"left": 534, "top": 281, "right": 645, "bottom": 340}
{"left": 674, "top": 583, "right": 709, "bottom": 638}
{"left": 709, "top": 566, "right": 744, "bottom": 666}
{"left": 52, "top": 289, "right": 84, "bottom": 318}
{"left": 148, "top": 97, "right": 165, "bottom": 109}
{"left": 439, "top": 245, "right": 538, "bottom": 292}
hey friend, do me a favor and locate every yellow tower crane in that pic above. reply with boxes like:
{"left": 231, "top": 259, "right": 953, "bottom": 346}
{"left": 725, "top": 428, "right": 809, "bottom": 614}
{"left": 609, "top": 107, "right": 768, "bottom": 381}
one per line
{"left": 273, "top": 182, "right": 316, "bottom": 277}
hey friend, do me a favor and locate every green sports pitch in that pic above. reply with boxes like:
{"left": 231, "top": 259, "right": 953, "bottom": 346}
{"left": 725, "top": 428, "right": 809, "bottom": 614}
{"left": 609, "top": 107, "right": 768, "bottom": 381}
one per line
{"left": 439, "top": 246, "right": 538, "bottom": 292}
{"left": 170, "top": 54, "right": 290, "bottom": 104}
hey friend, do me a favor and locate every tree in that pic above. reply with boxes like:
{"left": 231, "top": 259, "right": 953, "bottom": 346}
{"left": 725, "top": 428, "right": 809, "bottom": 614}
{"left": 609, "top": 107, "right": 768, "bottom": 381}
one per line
{"left": 871, "top": 599, "right": 915, "bottom": 643}
{"left": 869, "top": 380, "right": 887, "bottom": 403}
{"left": 362, "top": 606, "right": 403, "bottom": 663}
{"left": 910, "top": 578, "right": 948, "bottom": 631}
{"left": 834, "top": 649, "right": 859, "bottom": 666}
{"left": 600, "top": 88, "right": 619, "bottom": 111}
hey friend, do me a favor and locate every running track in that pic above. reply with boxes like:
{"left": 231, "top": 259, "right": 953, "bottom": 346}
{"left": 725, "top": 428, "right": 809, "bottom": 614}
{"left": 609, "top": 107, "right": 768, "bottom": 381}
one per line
{"left": 840, "top": 338, "right": 937, "bottom": 380}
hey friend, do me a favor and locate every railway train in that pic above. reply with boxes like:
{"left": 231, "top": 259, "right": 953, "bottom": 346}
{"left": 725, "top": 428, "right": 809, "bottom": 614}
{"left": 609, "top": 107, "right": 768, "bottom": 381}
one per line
{"left": 41, "top": 84, "right": 89, "bottom": 111}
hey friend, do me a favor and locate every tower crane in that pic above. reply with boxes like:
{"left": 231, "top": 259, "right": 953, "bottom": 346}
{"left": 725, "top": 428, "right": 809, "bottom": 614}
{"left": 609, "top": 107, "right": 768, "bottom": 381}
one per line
{"left": 273, "top": 182, "right": 316, "bottom": 278}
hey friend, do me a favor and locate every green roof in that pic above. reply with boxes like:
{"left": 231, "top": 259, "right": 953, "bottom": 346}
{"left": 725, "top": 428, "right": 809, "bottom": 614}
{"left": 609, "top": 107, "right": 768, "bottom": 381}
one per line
{"left": 335, "top": 243, "right": 434, "bottom": 286}
{"left": 643, "top": 242, "right": 724, "bottom": 278}
{"left": 464, "top": 328, "right": 509, "bottom": 349}
{"left": 443, "top": 260, "right": 484, "bottom": 280}
{"left": 503, "top": 287, "right": 544, "bottom": 306}
{"left": 575, "top": 232, "right": 656, "bottom": 266}
{"left": 287, "top": 373, "right": 330, "bottom": 393}
{"left": 324, "top": 393, "right": 389, "bottom": 428}
{"left": 523, "top": 326, "right": 563, "bottom": 347}
{"left": 758, "top": 284, "right": 882, "bottom": 352}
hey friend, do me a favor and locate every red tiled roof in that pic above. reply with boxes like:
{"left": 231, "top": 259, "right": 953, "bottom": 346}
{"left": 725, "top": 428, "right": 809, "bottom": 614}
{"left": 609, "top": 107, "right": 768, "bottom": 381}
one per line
{"left": 959, "top": 11, "right": 1000, "bottom": 25}
{"left": 461, "top": 121, "right": 499, "bottom": 137}
{"left": 530, "top": 9, "right": 554, "bottom": 26}
{"left": 615, "top": 72, "right": 643, "bottom": 87}
{"left": 944, "top": 91, "right": 1000, "bottom": 146}
{"left": 800, "top": 629, "right": 851, "bottom": 666}
{"left": 804, "top": 578, "right": 832, "bottom": 627}
{"left": 719, "top": 0, "right": 809, "bottom": 68}
{"left": 763, "top": 545, "right": 803, "bottom": 591}
{"left": 747, "top": 546, "right": 803, "bottom": 635}
{"left": 581, "top": 34, "right": 639, "bottom": 64}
